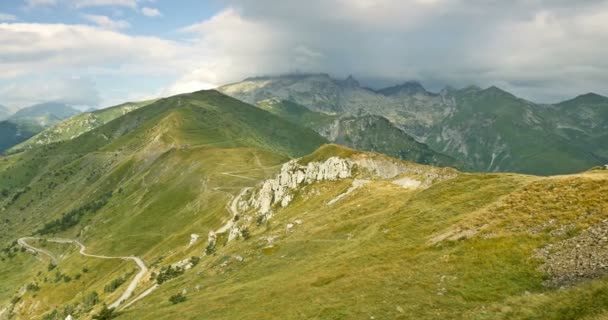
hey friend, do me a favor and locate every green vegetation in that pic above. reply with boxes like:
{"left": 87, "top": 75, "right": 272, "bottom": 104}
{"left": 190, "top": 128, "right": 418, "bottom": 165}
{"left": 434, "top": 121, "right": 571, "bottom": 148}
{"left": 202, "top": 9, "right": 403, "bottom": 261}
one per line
{"left": 221, "top": 75, "right": 608, "bottom": 175}
{"left": 154, "top": 266, "right": 185, "bottom": 285}
{"left": 168, "top": 292, "right": 187, "bottom": 304}
{"left": 257, "top": 99, "right": 460, "bottom": 168}
{"left": 2, "top": 88, "right": 608, "bottom": 319}
{"left": 36, "top": 192, "right": 113, "bottom": 235}
{"left": 11, "top": 99, "right": 156, "bottom": 153}
{"left": 92, "top": 305, "right": 118, "bottom": 320}
{"left": 104, "top": 276, "right": 127, "bottom": 293}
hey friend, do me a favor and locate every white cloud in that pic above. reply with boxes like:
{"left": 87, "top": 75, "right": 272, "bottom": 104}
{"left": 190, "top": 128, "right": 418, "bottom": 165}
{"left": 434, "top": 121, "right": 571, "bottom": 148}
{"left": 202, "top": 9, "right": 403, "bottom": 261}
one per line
{"left": 24, "top": 0, "right": 57, "bottom": 7}
{"left": 141, "top": 7, "right": 161, "bottom": 17}
{"left": 0, "top": 23, "right": 182, "bottom": 79}
{"left": 70, "top": 0, "right": 137, "bottom": 8}
{"left": 0, "top": 77, "right": 100, "bottom": 107}
{"left": 83, "top": 14, "right": 130, "bottom": 30}
{"left": 0, "top": 13, "right": 17, "bottom": 22}
{"left": 168, "top": 1, "right": 608, "bottom": 102}
{"left": 5, "top": 1, "right": 608, "bottom": 104}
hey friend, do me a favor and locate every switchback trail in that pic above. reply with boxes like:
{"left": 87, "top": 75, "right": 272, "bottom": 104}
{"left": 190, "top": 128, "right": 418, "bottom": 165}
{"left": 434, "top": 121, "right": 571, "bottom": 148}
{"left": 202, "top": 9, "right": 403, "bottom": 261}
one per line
{"left": 18, "top": 237, "right": 147, "bottom": 309}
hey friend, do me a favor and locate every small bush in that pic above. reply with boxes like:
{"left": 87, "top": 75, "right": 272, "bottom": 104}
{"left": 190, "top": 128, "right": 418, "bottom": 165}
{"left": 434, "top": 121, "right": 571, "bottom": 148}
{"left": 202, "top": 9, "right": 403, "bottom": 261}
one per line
{"left": 104, "top": 276, "right": 126, "bottom": 293}
{"left": 92, "top": 305, "right": 118, "bottom": 320}
{"left": 169, "top": 292, "right": 187, "bottom": 304}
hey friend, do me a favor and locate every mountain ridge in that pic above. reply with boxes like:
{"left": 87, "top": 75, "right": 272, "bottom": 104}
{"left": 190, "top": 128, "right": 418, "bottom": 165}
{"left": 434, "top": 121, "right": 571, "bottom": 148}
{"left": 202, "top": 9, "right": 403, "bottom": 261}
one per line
{"left": 219, "top": 74, "right": 608, "bottom": 175}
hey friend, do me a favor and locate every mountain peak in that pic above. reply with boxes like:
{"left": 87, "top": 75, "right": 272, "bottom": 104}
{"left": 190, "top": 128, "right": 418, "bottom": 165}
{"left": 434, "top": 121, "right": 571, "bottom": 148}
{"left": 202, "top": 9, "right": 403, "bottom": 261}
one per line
{"left": 480, "top": 85, "right": 516, "bottom": 98}
{"left": 341, "top": 75, "right": 360, "bottom": 87}
{"left": 377, "top": 81, "right": 427, "bottom": 96}
{"left": 562, "top": 92, "right": 608, "bottom": 105}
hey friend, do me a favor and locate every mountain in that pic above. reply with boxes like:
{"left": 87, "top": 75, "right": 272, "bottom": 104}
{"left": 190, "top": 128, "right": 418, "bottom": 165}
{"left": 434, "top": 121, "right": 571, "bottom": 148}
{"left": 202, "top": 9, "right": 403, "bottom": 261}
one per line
{"left": 1, "top": 90, "right": 608, "bottom": 319}
{"left": 376, "top": 80, "right": 429, "bottom": 96}
{"left": 220, "top": 74, "right": 608, "bottom": 175}
{"left": 0, "top": 90, "right": 325, "bottom": 318}
{"left": 0, "top": 120, "right": 45, "bottom": 153}
{"left": 257, "top": 98, "right": 460, "bottom": 168}
{"left": 0, "top": 105, "right": 11, "bottom": 121}
{"left": 10, "top": 102, "right": 81, "bottom": 127}
{"left": 10, "top": 100, "right": 156, "bottom": 153}
{"left": 547, "top": 93, "right": 608, "bottom": 159}
{"left": 425, "top": 86, "right": 602, "bottom": 175}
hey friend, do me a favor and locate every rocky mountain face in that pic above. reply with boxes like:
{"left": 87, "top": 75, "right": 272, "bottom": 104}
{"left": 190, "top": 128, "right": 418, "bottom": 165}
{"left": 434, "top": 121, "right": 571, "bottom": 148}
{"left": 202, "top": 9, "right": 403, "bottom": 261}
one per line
{"left": 220, "top": 74, "right": 608, "bottom": 175}
{"left": 239, "top": 149, "right": 456, "bottom": 223}
{"left": 256, "top": 98, "right": 460, "bottom": 168}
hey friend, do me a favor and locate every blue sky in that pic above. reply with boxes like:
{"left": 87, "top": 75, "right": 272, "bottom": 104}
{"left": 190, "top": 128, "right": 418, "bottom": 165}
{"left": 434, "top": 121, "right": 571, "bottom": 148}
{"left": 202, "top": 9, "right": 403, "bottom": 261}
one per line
{"left": 0, "top": 0, "right": 607, "bottom": 109}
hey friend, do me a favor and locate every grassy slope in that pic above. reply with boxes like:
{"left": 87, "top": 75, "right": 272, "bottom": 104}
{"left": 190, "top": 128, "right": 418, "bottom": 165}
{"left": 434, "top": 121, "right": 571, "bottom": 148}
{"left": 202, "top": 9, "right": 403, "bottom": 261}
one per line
{"left": 2, "top": 90, "right": 608, "bottom": 319}
{"left": 10, "top": 100, "right": 156, "bottom": 153}
{"left": 123, "top": 158, "right": 608, "bottom": 320}
{"left": 0, "top": 90, "right": 326, "bottom": 319}
{"left": 122, "top": 168, "right": 608, "bottom": 319}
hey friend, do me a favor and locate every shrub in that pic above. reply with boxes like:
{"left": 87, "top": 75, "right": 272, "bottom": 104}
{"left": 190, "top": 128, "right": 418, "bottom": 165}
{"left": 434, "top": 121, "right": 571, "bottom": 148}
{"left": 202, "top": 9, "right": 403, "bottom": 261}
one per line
{"left": 156, "top": 266, "right": 184, "bottom": 285}
{"left": 104, "top": 276, "right": 127, "bottom": 293}
{"left": 169, "top": 292, "right": 187, "bottom": 304}
{"left": 92, "top": 305, "right": 118, "bottom": 320}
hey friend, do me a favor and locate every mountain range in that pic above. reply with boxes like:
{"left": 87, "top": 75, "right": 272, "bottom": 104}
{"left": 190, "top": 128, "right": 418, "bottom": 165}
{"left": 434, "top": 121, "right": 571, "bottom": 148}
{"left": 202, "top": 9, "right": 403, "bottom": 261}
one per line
{"left": 0, "top": 86, "right": 608, "bottom": 319}
{"left": 219, "top": 74, "right": 608, "bottom": 175}
{"left": 0, "top": 102, "right": 83, "bottom": 154}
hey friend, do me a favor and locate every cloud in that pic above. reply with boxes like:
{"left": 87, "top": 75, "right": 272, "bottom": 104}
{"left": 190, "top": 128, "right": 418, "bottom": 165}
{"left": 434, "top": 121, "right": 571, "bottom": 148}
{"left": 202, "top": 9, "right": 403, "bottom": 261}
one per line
{"left": 0, "top": 13, "right": 17, "bottom": 22}
{"left": 70, "top": 0, "right": 137, "bottom": 8}
{"left": 0, "top": 77, "right": 100, "bottom": 107}
{"left": 141, "top": 7, "right": 161, "bottom": 17}
{"left": 24, "top": 0, "right": 57, "bottom": 7}
{"left": 82, "top": 14, "right": 130, "bottom": 30}
{"left": 0, "top": 23, "right": 182, "bottom": 79}
{"left": 25, "top": 0, "right": 141, "bottom": 9}
{"left": 5, "top": 1, "right": 608, "bottom": 104}
{"left": 166, "top": 0, "right": 608, "bottom": 102}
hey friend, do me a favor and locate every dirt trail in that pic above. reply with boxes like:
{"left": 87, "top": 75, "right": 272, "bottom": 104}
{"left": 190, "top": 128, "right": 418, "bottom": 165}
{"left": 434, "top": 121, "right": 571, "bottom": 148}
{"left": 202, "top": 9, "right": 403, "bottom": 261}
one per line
{"left": 18, "top": 237, "right": 147, "bottom": 309}
{"left": 17, "top": 237, "right": 58, "bottom": 264}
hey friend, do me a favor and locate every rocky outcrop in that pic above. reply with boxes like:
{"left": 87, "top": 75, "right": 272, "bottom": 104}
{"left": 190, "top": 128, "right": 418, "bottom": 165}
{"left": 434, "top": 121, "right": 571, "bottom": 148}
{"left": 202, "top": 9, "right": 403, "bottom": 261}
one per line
{"left": 240, "top": 155, "right": 451, "bottom": 222}
{"left": 536, "top": 219, "right": 608, "bottom": 286}
{"left": 243, "top": 157, "right": 354, "bottom": 220}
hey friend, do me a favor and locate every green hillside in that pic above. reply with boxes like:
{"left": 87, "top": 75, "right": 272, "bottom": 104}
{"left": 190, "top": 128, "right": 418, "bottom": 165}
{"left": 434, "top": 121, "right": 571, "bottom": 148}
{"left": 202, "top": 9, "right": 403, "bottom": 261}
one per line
{"left": 0, "top": 90, "right": 325, "bottom": 319}
{"left": 2, "top": 90, "right": 608, "bottom": 319}
{"left": 428, "top": 87, "right": 603, "bottom": 175}
{"left": 10, "top": 100, "right": 156, "bottom": 153}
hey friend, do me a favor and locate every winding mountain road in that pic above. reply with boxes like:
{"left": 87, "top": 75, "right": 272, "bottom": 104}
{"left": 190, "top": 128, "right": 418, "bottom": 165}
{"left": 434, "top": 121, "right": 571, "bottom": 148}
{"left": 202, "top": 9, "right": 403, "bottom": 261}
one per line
{"left": 18, "top": 237, "right": 147, "bottom": 309}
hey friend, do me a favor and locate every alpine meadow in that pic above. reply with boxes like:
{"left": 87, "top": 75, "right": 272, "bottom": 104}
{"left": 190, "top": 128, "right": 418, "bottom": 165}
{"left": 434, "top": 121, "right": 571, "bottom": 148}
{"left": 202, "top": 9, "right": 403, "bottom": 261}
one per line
{"left": 1, "top": 1, "right": 608, "bottom": 320}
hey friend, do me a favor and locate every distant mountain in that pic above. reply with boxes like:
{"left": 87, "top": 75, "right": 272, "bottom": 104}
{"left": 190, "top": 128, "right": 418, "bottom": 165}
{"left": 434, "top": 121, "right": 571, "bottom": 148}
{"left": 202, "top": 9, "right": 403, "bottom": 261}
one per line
{"left": 0, "top": 105, "right": 11, "bottom": 121}
{"left": 220, "top": 74, "right": 608, "bottom": 175}
{"left": 426, "top": 86, "right": 601, "bottom": 175}
{"left": 257, "top": 98, "right": 460, "bottom": 168}
{"left": 0, "top": 120, "right": 44, "bottom": 153}
{"left": 10, "top": 102, "right": 81, "bottom": 127}
{"left": 10, "top": 100, "right": 156, "bottom": 153}
{"left": 376, "top": 81, "right": 429, "bottom": 96}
